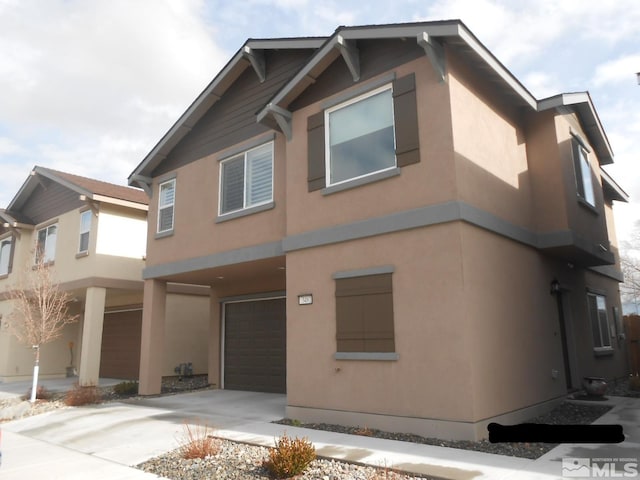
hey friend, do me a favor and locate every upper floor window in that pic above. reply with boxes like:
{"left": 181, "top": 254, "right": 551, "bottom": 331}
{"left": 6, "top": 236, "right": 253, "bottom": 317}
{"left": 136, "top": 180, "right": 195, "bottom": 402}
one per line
{"left": 307, "top": 73, "right": 420, "bottom": 193}
{"left": 325, "top": 85, "right": 396, "bottom": 186}
{"left": 157, "top": 179, "right": 176, "bottom": 233}
{"left": 587, "top": 292, "right": 611, "bottom": 350}
{"left": 572, "top": 139, "right": 595, "bottom": 207}
{"left": 0, "top": 238, "right": 12, "bottom": 275}
{"left": 36, "top": 224, "right": 57, "bottom": 264}
{"left": 219, "top": 142, "right": 273, "bottom": 216}
{"left": 78, "top": 210, "right": 91, "bottom": 254}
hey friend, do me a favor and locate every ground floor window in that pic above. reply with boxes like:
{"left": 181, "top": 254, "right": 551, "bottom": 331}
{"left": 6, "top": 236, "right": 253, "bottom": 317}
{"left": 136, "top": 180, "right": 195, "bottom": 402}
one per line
{"left": 334, "top": 269, "right": 395, "bottom": 353}
{"left": 587, "top": 292, "right": 611, "bottom": 350}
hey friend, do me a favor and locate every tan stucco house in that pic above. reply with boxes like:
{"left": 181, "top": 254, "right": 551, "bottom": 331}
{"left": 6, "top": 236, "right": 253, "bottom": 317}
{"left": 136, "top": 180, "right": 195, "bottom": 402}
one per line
{"left": 128, "top": 21, "right": 629, "bottom": 441}
{"left": 0, "top": 167, "right": 209, "bottom": 384}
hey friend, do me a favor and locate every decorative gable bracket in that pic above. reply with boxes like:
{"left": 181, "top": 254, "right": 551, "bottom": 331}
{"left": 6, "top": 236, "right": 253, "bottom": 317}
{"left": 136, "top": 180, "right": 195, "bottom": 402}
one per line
{"left": 79, "top": 195, "right": 100, "bottom": 216}
{"left": 417, "top": 32, "right": 446, "bottom": 83}
{"left": 258, "top": 104, "right": 292, "bottom": 140}
{"left": 335, "top": 35, "right": 360, "bottom": 82}
{"left": 242, "top": 46, "right": 266, "bottom": 83}
{"left": 130, "top": 175, "right": 153, "bottom": 197}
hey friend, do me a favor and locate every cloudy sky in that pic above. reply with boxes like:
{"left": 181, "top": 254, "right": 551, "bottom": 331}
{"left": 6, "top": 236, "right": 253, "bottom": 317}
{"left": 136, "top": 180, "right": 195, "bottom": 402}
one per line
{"left": 1, "top": 0, "right": 638, "bottom": 242}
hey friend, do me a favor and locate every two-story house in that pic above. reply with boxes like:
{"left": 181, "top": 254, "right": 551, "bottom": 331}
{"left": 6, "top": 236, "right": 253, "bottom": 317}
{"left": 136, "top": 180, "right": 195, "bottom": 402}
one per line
{"left": 128, "top": 21, "right": 629, "bottom": 441}
{"left": 0, "top": 167, "right": 209, "bottom": 385}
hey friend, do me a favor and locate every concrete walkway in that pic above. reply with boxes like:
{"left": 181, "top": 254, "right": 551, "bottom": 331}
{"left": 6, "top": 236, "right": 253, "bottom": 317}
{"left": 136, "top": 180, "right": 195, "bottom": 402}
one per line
{"left": 1, "top": 379, "right": 638, "bottom": 479}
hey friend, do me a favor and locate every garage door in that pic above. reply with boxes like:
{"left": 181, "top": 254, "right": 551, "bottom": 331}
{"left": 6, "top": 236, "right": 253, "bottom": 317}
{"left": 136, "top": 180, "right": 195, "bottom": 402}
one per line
{"left": 224, "top": 298, "right": 286, "bottom": 393}
{"left": 100, "top": 309, "right": 142, "bottom": 380}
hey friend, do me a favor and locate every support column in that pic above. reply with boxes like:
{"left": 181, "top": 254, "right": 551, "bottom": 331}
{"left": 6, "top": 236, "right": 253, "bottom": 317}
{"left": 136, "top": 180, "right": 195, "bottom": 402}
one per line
{"left": 78, "top": 286, "right": 107, "bottom": 386}
{"left": 208, "top": 289, "right": 221, "bottom": 388}
{"left": 139, "top": 279, "right": 166, "bottom": 395}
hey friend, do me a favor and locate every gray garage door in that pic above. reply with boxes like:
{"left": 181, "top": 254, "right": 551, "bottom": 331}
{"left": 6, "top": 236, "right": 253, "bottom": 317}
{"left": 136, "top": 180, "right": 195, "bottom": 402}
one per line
{"left": 224, "top": 298, "right": 286, "bottom": 393}
{"left": 100, "top": 309, "right": 142, "bottom": 380}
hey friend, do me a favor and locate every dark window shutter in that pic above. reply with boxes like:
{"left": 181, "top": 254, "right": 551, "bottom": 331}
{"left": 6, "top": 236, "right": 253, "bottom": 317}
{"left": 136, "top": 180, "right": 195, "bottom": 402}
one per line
{"left": 393, "top": 73, "right": 420, "bottom": 167}
{"left": 307, "top": 111, "right": 326, "bottom": 192}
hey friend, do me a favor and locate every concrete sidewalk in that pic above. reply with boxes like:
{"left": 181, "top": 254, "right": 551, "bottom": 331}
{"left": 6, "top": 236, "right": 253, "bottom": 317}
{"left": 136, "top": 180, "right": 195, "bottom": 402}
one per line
{"left": 1, "top": 379, "right": 638, "bottom": 479}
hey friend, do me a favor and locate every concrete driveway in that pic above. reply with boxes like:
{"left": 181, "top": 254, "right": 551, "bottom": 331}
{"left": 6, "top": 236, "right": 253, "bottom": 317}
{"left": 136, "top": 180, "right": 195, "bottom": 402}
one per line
{"left": 3, "top": 388, "right": 286, "bottom": 467}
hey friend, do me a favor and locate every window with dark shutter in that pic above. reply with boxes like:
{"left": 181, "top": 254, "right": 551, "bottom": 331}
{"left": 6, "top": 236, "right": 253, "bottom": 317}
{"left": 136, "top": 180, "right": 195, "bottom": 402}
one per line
{"left": 307, "top": 73, "right": 420, "bottom": 192}
{"left": 335, "top": 272, "right": 395, "bottom": 353}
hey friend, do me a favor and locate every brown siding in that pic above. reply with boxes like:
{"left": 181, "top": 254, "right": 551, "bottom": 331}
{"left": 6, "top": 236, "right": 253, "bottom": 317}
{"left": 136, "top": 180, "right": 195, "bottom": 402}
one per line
{"left": 21, "top": 182, "right": 84, "bottom": 225}
{"left": 153, "top": 49, "right": 316, "bottom": 176}
{"left": 335, "top": 273, "right": 395, "bottom": 353}
{"left": 290, "top": 38, "right": 424, "bottom": 111}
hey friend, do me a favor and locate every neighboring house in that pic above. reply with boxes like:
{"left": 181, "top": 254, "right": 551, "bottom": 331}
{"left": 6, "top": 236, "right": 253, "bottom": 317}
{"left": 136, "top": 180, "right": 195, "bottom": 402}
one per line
{"left": 0, "top": 167, "right": 209, "bottom": 384}
{"left": 128, "top": 21, "right": 629, "bottom": 441}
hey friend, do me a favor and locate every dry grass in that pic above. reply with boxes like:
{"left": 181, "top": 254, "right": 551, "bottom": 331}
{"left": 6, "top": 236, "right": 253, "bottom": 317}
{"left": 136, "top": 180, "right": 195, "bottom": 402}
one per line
{"left": 177, "top": 422, "right": 221, "bottom": 459}
{"left": 354, "top": 426, "right": 374, "bottom": 437}
{"left": 64, "top": 384, "right": 102, "bottom": 406}
{"left": 263, "top": 433, "right": 316, "bottom": 479}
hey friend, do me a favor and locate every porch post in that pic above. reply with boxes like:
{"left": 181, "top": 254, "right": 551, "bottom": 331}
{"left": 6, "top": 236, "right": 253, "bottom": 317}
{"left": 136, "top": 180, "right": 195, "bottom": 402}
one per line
{"left": 208, "top": 289, "right": 221, "bottom": 388}
{"left": 78, "top": 286, "right": 107, "bottom": 386}
{"left": 139, "top": 279, "right": 166, "bottom": 395}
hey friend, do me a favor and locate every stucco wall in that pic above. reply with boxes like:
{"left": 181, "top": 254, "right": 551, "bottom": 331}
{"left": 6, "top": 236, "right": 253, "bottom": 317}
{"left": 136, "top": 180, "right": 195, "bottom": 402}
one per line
{"left": 447, "top": 49, "right": 533, "bottom": 231}
{"left": 285, "top": 57, "right": 456, "bottom": 237}
{"left": 286, "top": 223, "right": 474, "bottom": 422}
{"left": 163, "top": 293, "right": 210, "bottom": 376}
{"left": 145, "top": 135, "right": 287, "bottom": 268}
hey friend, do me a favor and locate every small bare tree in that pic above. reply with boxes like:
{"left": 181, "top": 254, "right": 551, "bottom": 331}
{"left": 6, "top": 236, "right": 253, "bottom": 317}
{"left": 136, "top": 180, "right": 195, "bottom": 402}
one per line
{"left": 8, "top": 255, "right": 78, "bottom": 402}
{"left": 621, "top": 222, "right": 640, "bottom": 314}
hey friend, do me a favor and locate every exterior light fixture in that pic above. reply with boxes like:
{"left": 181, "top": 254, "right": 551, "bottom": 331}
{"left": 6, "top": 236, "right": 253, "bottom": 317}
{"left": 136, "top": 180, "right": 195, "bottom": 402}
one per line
{"left": 550, "top": 279, "right": 561, "bottom": 295}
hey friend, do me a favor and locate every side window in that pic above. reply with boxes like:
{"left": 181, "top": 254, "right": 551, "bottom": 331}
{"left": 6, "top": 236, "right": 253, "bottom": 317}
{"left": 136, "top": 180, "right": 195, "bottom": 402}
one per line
{"left": 0, "top": 237, "right": 12, "bottom": 275}
{"left": 307, "top": 73, "right": 420, "bottom": 192}
{"left": 587, "top": 292, "right": 611, "bottom": 349}
{"left": 572, "top": 139, "right": 596, "bottom": 207}
{"left": 78, "top": 210, "right": 92, "bottom": 254}
{"left": 36, "top": 224, "right": 58, "bottom": 263}
{"left": 157, "top": 179, "right": 176, "bottom": 234}
{"left": 219, "top": 142, "right": 273, "bottom": 216}
{"left": 335, "top": 271, "right": 395, "bottom": 353}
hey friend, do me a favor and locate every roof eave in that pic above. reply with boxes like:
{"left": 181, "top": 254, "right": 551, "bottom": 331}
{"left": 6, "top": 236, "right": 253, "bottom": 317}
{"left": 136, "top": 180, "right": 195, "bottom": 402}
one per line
{"left": 257, "top": 20, "right": 538, "bottom": 119}
{"left": 601, "top": 168, "right": 629, "bottom": 203}
{"left": 129, "top": 37, "right": 327, "bottom": 183}
{"left": 538, "top": 93, "right": 614, "bottom": 165}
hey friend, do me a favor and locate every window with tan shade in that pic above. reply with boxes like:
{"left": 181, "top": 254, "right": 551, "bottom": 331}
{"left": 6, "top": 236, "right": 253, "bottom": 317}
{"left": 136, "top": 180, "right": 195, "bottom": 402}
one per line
{"left": 335, "top": 271, "right": 395, "bottom": 353}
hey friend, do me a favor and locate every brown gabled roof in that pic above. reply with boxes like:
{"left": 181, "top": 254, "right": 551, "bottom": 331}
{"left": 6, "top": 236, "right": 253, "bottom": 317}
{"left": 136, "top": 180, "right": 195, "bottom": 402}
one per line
{"left": 42, "top": 168, "right": 149, "bottom": 205}
{"left": 7, "top": 166, "right": 149, "bottom": 215}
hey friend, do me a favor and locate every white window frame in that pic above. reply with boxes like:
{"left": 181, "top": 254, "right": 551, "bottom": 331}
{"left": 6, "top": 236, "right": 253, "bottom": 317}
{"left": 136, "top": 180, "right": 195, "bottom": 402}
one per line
{"left": 157, "top": 178, "right": 176, "bottom": 234}
{"left": 35, "top": 223, "right": 58, "bottom": 264}
{"left": 573, "top": 141, "right": 596, "bottom": 207}
{"left": 0, "top": 237, "right": 11, "bottom": 275}
{"left": 218, "top": 142, "right": 274, "bottom": 216}
{"left": 324, "top": 84, "right": 396, "bottom": 187}
{"left": 587, "top": 292, "right": 612, "bottom": 350}
{"left": 78, "top": 210, "right": 92, "bottom": 254}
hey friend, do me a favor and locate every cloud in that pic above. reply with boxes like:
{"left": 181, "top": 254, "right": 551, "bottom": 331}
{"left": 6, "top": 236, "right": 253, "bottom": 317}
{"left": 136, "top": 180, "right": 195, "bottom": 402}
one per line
{"left": 0, "top": 0, "right": 226, "bottom": 134}
{"left": 593, "top": 54, "right": 640, "bottom": 87}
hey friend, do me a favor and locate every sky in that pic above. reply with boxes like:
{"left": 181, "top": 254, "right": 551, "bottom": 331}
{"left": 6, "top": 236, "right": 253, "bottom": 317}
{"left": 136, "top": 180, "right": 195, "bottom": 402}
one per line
{"left": 0, "top": 0, "right": 639, "bottom": 244}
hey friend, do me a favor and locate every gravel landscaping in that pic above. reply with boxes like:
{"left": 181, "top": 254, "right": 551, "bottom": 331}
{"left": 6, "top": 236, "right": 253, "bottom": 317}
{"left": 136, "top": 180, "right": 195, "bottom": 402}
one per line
{"left": 3, "top": 375, "right": 638, "bottom": 480}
